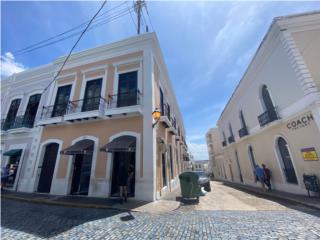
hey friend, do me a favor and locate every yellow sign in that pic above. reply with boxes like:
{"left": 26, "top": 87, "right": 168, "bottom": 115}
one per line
{"left": 301, "top": 148, "right": 319, "bottom": 161}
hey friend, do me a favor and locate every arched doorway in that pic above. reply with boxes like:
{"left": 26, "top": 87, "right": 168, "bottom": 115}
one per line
{"left": 67, "top": 139, "right": 94, "bottom": 195}
{"left": 103, "top": 135, "right": 136, "bottom": 197}
{"left": 248, "top": 146, "right": 257, "bottom": 181}
{"left": 37, "top": 143, "right": 59, "bottom": 193}
{"left": 261, "top": 85, "right": 277, "bottom": 120}
{"left": 235, "top": 150, "right": 243, "bottom": 183}
{"left": 277, "top": 137, "right": 298, "bottom": 184}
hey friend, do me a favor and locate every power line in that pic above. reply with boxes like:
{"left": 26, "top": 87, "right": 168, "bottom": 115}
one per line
{"left": 15, "top": 6, "right": 133, "bottom": 56}
{"left": 144, "top": 3, "right": 155, "bottom": 32}
{"left": 12, "top": 1, "right": 127, "bottom": 55}
{"left": 42, "top": 0, "right": 107, "bottom": 94}
{"left": 126, "top": 1, "right": 137, "bottom": 31}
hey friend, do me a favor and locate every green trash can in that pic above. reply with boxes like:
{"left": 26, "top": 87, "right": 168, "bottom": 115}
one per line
{"left": 179, "top": 172, "right": 202, "bottom": 201}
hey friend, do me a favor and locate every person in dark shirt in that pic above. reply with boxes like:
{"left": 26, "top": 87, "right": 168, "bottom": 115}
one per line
{"left": 118, "top": 162, "right": 128, "bottom": 204}
{"left": 262, "top": 164, "right": 272, "bottom": 191}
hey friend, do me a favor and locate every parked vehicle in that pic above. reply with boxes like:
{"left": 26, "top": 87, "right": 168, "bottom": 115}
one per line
{"left": 193, "top": 171, "right": 211, "bottom": 192}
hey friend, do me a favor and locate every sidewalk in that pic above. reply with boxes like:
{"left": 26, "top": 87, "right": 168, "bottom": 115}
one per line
{"left": 1, "top": 190, "right": 180, "bottom": 214}
{"left": 222, "top": 180, "right": 320, "bottom": 210}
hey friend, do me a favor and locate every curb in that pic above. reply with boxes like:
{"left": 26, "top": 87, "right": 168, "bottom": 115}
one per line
{"left": 1, "top": 195, "right": 139, "bottom": 212}
{"left": 223, "top": 181, "right": 320, "bottom": 211}
{"left": 1, "top": 195, "right": 181, "bottom": 213}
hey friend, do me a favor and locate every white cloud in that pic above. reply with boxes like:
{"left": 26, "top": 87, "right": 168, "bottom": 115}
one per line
{"left": 0, "top": 52, "right": 26, "bottom": 78}
{"left": 193, "top": 2, "right": 266, "bottom": 87}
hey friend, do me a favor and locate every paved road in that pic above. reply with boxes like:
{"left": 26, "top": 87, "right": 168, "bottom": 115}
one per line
{"left": 1, "top": 182, "right": 320, "bottom": 239}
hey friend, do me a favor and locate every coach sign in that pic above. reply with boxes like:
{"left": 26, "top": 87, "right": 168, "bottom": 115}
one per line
{"left": 286, "top": 113, "right": 314, "bottom": 130}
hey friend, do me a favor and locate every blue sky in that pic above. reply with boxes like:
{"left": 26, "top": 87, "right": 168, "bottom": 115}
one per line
{"left": 1, "top": 1, "right": 320, "bottom": 160}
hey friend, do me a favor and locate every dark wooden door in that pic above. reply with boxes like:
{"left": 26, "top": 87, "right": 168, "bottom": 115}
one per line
{"left": 4, "top": 99, "right": 21, "bottom": 129}
{"left": 278, "top": 137, "right": 298, "bottom": 184}
{"left": 117, "top": 71, "right": 138, "bottom": 107}
{"left": 23, "top": 94, "right": 41, "bottom": 127}
{"left": 111, "top": 152, "right": 135, "bottom": 197}
{"left": 82, "top": 78, "right": 102, "bottom": 112}
{"left": 262, "top": 85, "right": 277, "bottom": 118}
{"left": 37, "top": 143, "right": 59, "bottom": 193}
{"left": 52, "top": 85, "right": 71, "bottom": 117}
{"left": 70, "top": 153, "right": 93, "bottom": 195}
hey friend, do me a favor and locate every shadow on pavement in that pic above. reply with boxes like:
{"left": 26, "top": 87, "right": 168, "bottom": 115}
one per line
{"left": 1, "top": 198, "right": 127, "bottom": 238}
{"left": 222, "top": 181, "right": 320, "bottom": 218}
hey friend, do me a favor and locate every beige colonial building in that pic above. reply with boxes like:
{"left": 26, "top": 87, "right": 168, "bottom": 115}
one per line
{"left": 206, "top": 128, "right": 224, "bottom": 179}
{"left": 217, "top": 11, "right": 320, "bottom": 195}
{"left": 2, "top": 33, "right": 188, "bottom": 201}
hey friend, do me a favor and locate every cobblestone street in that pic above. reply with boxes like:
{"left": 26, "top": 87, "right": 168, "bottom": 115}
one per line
{"left": 1, "top": 182, "right": 320, "bottom": 239}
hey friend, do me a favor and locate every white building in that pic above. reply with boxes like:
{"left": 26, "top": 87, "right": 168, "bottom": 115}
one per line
{"left": 217, "top": 11, "right": 320, "bottom": 195}
{"left": 1, "top": 64, "right": 54, "bottom": 192}
{"left": 206, "top": 128, "right": 224, "bottom": 179}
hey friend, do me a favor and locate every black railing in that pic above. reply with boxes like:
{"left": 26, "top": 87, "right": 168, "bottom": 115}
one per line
{"left": 171, "top": 117, "right": 177, "bottom": 129}
{"left": 161, "top": 103, "right": 171, "bottom": 120}
{"left": 238, "top": 126, "right": 249, "bottom": 138}
{"left": 258, "top": 107, "right": 279, "bottom": 127}
{"left": 228, "top": 136, "right": 235, "bottom": 144}
{"left": 222, "top": 140, "right": 227, "bottom": 147}
{"left": 108, "top": 90, "right": 141, "bottom": 109}
{"left": 67, "top": 96, "right": 106, "bottom": 114}
{"left": 1, "top": 115, "right": 35, "bottom": 130}
{"left": 41, "top": 103, "right": 68, "bottom": 119}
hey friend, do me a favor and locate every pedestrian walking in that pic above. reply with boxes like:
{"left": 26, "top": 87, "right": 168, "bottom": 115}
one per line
{"left": 262, "top": 164, "right": 272, "bottom": 191}
{"left": 1, "top": 164, "right": 10, "bottom": 190}
{"left": 118, "top": 161, "right": 128, "bottom": 204}
{"left": 254, "top": 165, "right": 266, "bottom": 191}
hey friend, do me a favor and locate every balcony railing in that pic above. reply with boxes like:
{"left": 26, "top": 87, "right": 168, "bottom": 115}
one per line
{"left": 67, "top": 96, "right": 106, "bottom": 114}
{"left": 228, "top": 135, "right": 235, "bottom": 144}
{"left": 108, "top": 90, "right": 141, "bottom": 109}
{"left": 222, "top": 140, "right": 227, "bottom": 147}
{"left": 161, "top": 103, "right": 171, "bottom": 119}
{"left": 171, "top": 117, "right": 177, "bottom": 129}
{"left": 258, "top": 107, "right": 279, "bottom": 127}
{"left": 41, "top": 103, "right": 68, "bottom": 120}
{"left": 238, "top": 126, "right": 249, "bottom": 138}
{"left": 1, "top": 115, "right": 35, "bottom": 130}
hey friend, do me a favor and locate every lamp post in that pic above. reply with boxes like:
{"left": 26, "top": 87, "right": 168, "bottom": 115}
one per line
{"left": 152, "top": 108, "right": 161, "bottom": 128}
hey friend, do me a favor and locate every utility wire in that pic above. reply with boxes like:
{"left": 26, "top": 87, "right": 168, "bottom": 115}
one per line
{"left": 15, "top": 6, "right": 133, "bottom": 56}
{"left": 42, "top": 0, "right": 107, "bottom": 94}
{"left": 12, "top": 1, "right": 126, "bottom": 55}
{"left": 126, "top": 1, "right": 137, "bottom": 31}
{"left": 144, "top": 4, "right": 155, "bottom": 32}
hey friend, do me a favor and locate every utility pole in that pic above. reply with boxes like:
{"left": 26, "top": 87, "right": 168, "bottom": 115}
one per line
{"left": 134, "top": 0, "right": 145, "bottom": 35}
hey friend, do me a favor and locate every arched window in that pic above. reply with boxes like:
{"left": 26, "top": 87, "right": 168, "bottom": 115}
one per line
{"left": 258, "top": 85, "right": 278, "bottom": 126}
{"left": 239, "top": 110, "right": 248, "bottom": 137}
{"left": 24, "top": 94, "right": 41, "bottom": 127}
{"left": 228, "top": 124, "right": 234, "bottom": 143}
{"left": 277, "top": 137, "right": 298, "bottom": 184}
{"left": 3, "top": 98, "right": 21, "bottom": 130}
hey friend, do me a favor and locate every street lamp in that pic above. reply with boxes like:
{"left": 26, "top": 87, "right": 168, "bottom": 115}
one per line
{"left": 152, "top": 108, "right": 161, "bottom": 128}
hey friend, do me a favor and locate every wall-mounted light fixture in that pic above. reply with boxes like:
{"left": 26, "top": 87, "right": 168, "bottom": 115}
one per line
{"left": 152, "top": 108, "right": 161, "bottom": 128}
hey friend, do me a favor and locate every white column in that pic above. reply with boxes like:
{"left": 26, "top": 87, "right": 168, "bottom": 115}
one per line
{"left": 135, "top": 47, "right": 156, "bottom": 201}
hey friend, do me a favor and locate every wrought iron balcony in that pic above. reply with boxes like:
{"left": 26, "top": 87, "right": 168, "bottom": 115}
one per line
{"left": 1, "top": 115, "right": 35, "bottom": 130}
{"left": 67, "top": 96, "right": 106, "bottom": 114}
{"left": 222, "top": 140, "right": 227, "bottom": 147}
{"left": 108, "top": 90, "right": 141, "bottom": 109}
{"left": 258, "top": 107, "right": 279, "bottom": 127}
{"left": 171, "top": 117, "right": 177, "bottom": 129}
{"left": 228, "top": 135, "right": 235, "bottom": 144}
{"left": 40, "top": 103, "right": 68, "bottom": 120}
{"left": 238, "top": 126, "right": 249, "bottom": 138}
{"left": 161, "top": 103, "right": 171, "bottom": 119}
